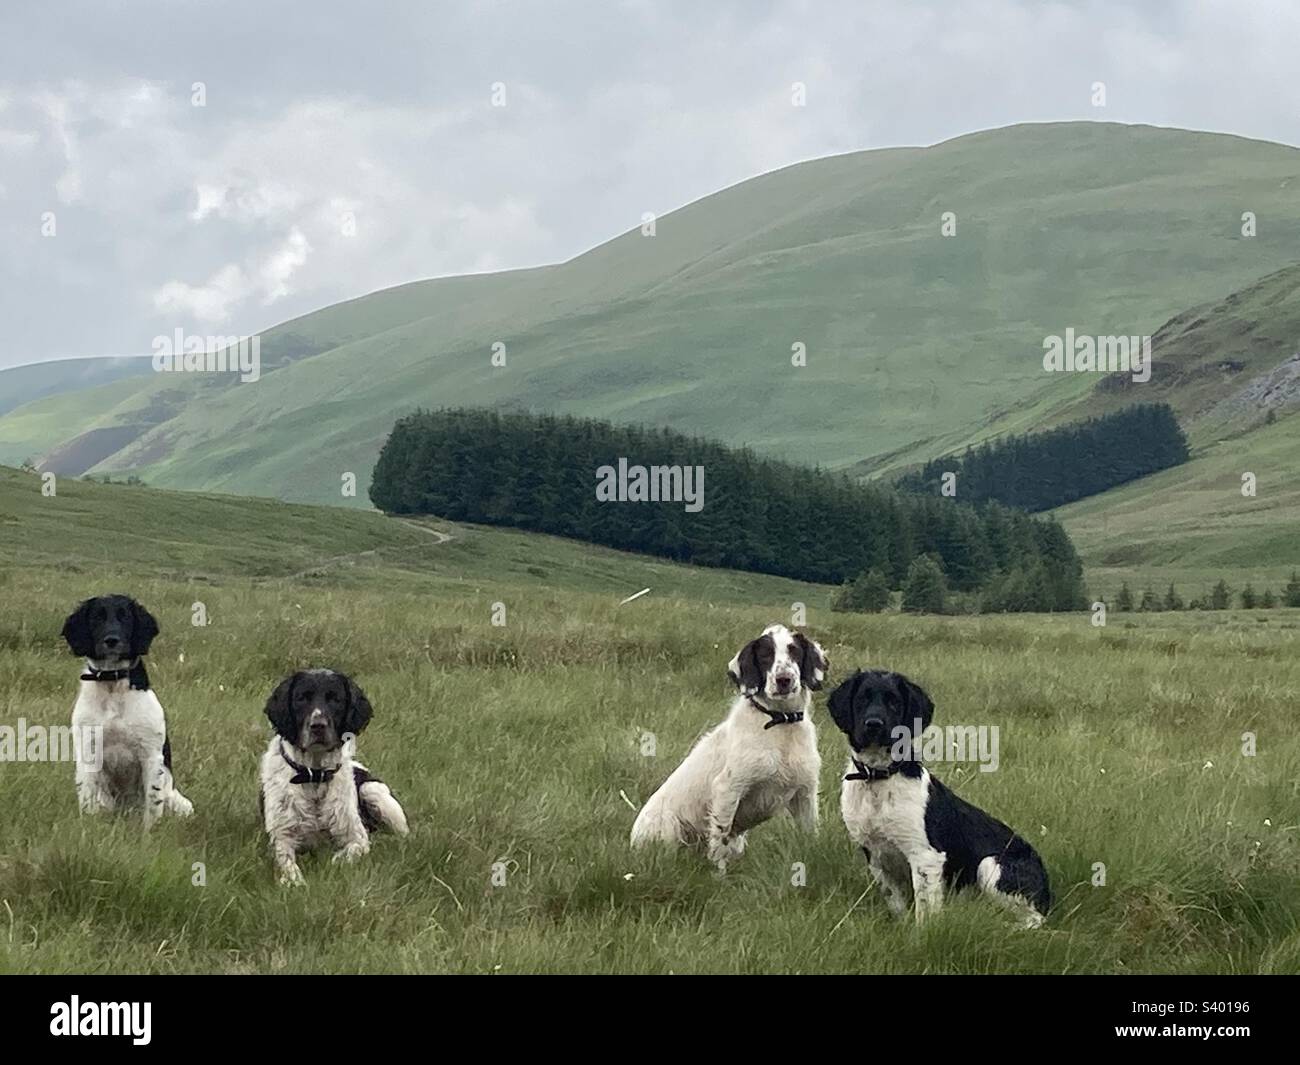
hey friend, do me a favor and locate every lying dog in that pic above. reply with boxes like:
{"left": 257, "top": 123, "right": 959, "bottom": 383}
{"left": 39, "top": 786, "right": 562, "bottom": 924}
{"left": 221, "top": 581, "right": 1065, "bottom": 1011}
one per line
{"left": 828, "top": 669, "right": 1050, "bottom": 928}
{"left": 259, "top": 668, "right": 409, "bottom": 885}
{"left": 630, "top": 624, "right": 827, "bottom": 871}
{"left": 62, "top": 595, "right": 193, "bottom": 827}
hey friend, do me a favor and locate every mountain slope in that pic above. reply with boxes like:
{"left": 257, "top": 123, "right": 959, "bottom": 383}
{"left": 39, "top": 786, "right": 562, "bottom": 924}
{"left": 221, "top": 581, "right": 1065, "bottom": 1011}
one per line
{"left": 0, "top": 465, "right": 828, "bottom": 605}
{"left": 1042, "top": 261, "right": 1300, "bottom": 442}
{"left": 4, "top": 122, "right": 1299, "bottom": 504}
{"left": 1047, "top": 262, "right": 1300, "bottom": 589}
{"left": 1055, "top": 410, "right": 1300, "bottom": 591}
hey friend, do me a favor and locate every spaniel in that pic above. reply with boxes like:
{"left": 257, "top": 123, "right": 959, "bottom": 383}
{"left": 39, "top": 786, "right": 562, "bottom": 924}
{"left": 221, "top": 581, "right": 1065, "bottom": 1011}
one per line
{"left": 259, "top": 669, "right": 408, "bottom": 885}
{"left": 828, "top": 669, "right": 1050, "bottom": 927}
{"left": 631, "top": 624, "right": 827, "bottom": 871}
{"left": 61, "top": 595, "right": 193, "bottom": 827}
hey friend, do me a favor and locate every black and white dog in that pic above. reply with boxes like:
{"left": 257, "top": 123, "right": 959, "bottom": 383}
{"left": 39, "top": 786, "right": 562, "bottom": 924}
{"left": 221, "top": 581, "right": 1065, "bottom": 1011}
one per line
{"left": 61, "top": 595, "right": 193, "bottom": 827}
{"left": 630, "top": 624, "right": 827, "bottom": 871}
{"left": 259, "top": 669, "right": 409, "bottom": 885}
{"left": 828, "top": 669, "right": 1050, "bottom": 928}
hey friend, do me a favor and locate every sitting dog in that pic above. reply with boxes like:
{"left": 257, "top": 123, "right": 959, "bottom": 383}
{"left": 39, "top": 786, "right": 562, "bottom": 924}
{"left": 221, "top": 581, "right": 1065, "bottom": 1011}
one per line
{"left": 259, "top": 669, "right": 409, "bottom": 885}
{"left": 62, "top": 595, "right": 193, "bottom": 827}
{"left": 828, "top": 669, "right": 1050, "bottom": 928}
{"left": 630, "top": 624, "right": 827, "bottom": 871}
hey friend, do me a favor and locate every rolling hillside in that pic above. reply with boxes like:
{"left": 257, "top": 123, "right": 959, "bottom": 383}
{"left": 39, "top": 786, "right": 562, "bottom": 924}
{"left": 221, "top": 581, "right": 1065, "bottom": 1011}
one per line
{"left": 1047, "top": 261, "right": 1300, "bottom": 440}
{"left": 4, "top": 121, "right": 1299, "bottom": 506}
{"left": 1024, "top": 263, "right": 1300, "bottom": 593}
{"left": 1055, "top": 411, "right": 1300, "bottom": 594}
{"left": 0, "top": 356, "right": 153, "bottom": 417}
{"left": 0, "top": 465, "right": 830, "bottom": 606}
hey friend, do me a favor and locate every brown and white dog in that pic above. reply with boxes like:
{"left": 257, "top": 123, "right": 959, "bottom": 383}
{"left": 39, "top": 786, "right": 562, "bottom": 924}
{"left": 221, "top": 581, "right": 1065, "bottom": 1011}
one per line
{"left": 630, "top": 624, "right": 828, "bottom": 871}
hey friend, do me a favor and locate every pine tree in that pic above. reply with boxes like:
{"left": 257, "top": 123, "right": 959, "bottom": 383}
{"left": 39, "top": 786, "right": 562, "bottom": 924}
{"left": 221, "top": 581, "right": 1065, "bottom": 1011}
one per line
{"left": 1210, "top": 580, "right": 1232, "bottom": 610}
{"left": 1261, "top": 588, "right": 1277, "bottom": 608}
{"left": 1286, "top": 571, "right": 1300, "bottom": 608}
{"left": 1139, "top": 588, "right": 1159, "bottom": 612}
{"left": 1115, "top": 583, "right": 1134, "bottom": 611}
{"left": 902, "top": 555, "right": 948, "bottom": 614}
{"left": 1162, "top": 583, "right": 1184, "bottom": 611}
{"left": 832, "top": 569, "right": 892, "bottom": 613}
{"left": 1240, "top": 584, "right": 1258, "bottom": 609}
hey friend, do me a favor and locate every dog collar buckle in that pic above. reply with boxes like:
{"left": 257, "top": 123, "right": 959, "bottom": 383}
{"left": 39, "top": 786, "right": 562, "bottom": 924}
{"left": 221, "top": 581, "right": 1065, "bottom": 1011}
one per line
{"left": 844, "top": 758, "right": 901, "bottom": 782}
{"left": 746, "top": 695, "right": 804, "bottom": 729}
{"left": 80, "top": 659, "right": 140, "bottom": 683}
{"left": 280, "top": 744, "right": 339, "bottom": 786}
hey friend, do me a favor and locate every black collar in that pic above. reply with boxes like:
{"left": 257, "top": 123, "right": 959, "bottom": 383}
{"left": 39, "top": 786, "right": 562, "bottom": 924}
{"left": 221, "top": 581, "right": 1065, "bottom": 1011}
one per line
{"left": 81, "top": 658, "right": 141, "bottom": 683}
{"left": 844, "top": 757, "right": 904, "bottom": 782}
{"left": 747, "top": 695, "right": 804, "bottom": 729}
{"left": 280, "top": 743, "right": 340, "bottom": 786}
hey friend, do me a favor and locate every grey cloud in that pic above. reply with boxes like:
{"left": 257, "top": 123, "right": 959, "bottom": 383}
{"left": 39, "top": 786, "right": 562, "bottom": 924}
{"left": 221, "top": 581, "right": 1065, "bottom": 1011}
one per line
{"left": 1, "top": 0, "right": 1297, "bottom": 367}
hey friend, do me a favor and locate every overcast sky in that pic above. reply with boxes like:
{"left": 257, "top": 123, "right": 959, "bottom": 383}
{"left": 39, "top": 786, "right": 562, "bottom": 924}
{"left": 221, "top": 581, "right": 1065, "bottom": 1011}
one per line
{"left": 1, "top": 0, "right": 1297, "bottom": 369}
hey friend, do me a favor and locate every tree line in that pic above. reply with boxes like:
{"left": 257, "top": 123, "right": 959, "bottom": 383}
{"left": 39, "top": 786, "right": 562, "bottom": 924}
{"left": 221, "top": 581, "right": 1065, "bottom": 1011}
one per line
{"left": 370, "top": 408, "right": 1087, "bottom": 609}
{"left": 1109, "top": 575, "right": 1300, "bottom": 612}
{"left": 895, "top": 403, "right": 1190, "bottom": 512}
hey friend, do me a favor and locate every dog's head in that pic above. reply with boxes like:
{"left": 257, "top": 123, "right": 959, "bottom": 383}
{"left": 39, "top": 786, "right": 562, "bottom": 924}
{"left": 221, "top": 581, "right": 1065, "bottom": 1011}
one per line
{"left": 264, "top": 668, "right": 373, "bottom": 753}
{"left": 62, "top": 595, "right": 159, "bottom": 664}
{"left": 727, "top": 624, "right": 827, "bottom": 702}
{"left": 826, "top": 669, "right": 934, "bottom": 759}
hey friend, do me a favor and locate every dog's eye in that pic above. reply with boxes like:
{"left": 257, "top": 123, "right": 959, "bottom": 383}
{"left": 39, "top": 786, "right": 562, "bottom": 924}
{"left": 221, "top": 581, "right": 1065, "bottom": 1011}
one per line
{"left": 116, "top": 608, "right": 127, "bottom": 621}
{"left": 325, "top": 691, "right": 339, "bottom": 702}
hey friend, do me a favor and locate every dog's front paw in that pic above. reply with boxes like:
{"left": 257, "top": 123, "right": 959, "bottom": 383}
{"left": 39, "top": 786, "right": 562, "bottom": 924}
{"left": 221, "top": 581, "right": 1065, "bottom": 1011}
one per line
{"left": 332, "top": 841, "right": 369, "bottom": 865}
{"left": 707, "top": 840, "right": 737, "bottom": 873}
{"left": 170, "top": 794, "right": 194, "bottom": 817}
{"left": 278, "top": 865, "right": 306, "bottom": 887}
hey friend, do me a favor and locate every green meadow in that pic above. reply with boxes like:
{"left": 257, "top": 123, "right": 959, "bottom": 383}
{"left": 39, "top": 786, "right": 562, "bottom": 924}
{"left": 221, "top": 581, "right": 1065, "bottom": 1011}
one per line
{"left": 1, "top": 469, "right": 1297, "bottom": 973}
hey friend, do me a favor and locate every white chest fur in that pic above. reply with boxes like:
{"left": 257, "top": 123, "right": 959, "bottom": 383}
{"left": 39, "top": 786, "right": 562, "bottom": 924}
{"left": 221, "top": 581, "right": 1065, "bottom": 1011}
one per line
{"left": 839, "top": 765, "right": 931, "bottom": 853}
{"left": 72, "top": 682, "right": 165, "bottom": 765}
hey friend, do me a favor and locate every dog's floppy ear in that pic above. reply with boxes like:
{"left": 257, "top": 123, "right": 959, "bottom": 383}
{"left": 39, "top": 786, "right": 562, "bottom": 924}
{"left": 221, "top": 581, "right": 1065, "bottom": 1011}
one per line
{"left": 129, "top": 599, "right": 160, "bottom": 657}
{"left": 897, "top": 674, "right": 935, "bottom": 734}
{"left": 727, "top": 637, "right": 765, "bottom": 695}
{"left": 61, "top": 599, "right": 95, "bottom": 657}
{"left": 826, "top": 671, "right": 864, "bottom": 734}
{"left": 264, "top": 673, "right": 301, "bottom": 741}
{"left": 793, "top": 632, "right": 828, "bottom": 691}
{"left": 341, "top": 674, "right": 373, "bottom": 738}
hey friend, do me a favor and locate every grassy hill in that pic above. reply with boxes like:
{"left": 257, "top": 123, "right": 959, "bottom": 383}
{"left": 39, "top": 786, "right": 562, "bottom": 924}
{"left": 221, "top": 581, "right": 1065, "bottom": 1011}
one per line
{"left": 0, "top": 465, "right": 828, "bottom": 606}
{"left": 1047, "top": 262, "right": 1300, "bottom": 439}
{"left": 2, "top": 467, "right": 1298, "bottom": 974}
{"left": 1041, "top": 264, "right": 1300, "bottom": 595}
{"left": 0, "top": 356, "right": 153, "bottom": 426}
{"left": 1056, "top": 411, "right": 1300, "bottom": 595}
{"left": 4, "top": 121, "right": 1299, "bottom": 505}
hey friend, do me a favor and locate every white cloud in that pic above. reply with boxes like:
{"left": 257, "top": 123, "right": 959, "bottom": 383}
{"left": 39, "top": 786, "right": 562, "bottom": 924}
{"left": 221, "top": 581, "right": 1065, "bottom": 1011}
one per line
{"left": 153, "top": 263, "right": 248, "bottom": 323}
{"left": 257, "top": 227, "right": 311, "bottom": 306}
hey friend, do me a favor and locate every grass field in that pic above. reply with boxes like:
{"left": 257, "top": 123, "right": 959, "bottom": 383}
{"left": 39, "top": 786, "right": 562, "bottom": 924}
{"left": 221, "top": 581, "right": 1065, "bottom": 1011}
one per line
{"left": 1, "top": 469, "right": 1298, "bottom": 974}
{"left": 1056, "top": 412, "right": 1300, "bottom": 595}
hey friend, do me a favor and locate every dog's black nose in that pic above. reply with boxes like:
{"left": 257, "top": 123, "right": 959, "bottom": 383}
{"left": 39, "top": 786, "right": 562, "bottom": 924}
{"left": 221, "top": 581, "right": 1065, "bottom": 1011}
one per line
{"left": 102, "top": 636, "right": 120, "bottom": 649}
{"left": 862, "top": 716, "right": 886, "bottom": 733}
{"left": 774, "top": 675, "right": 794, "bottom": 693}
